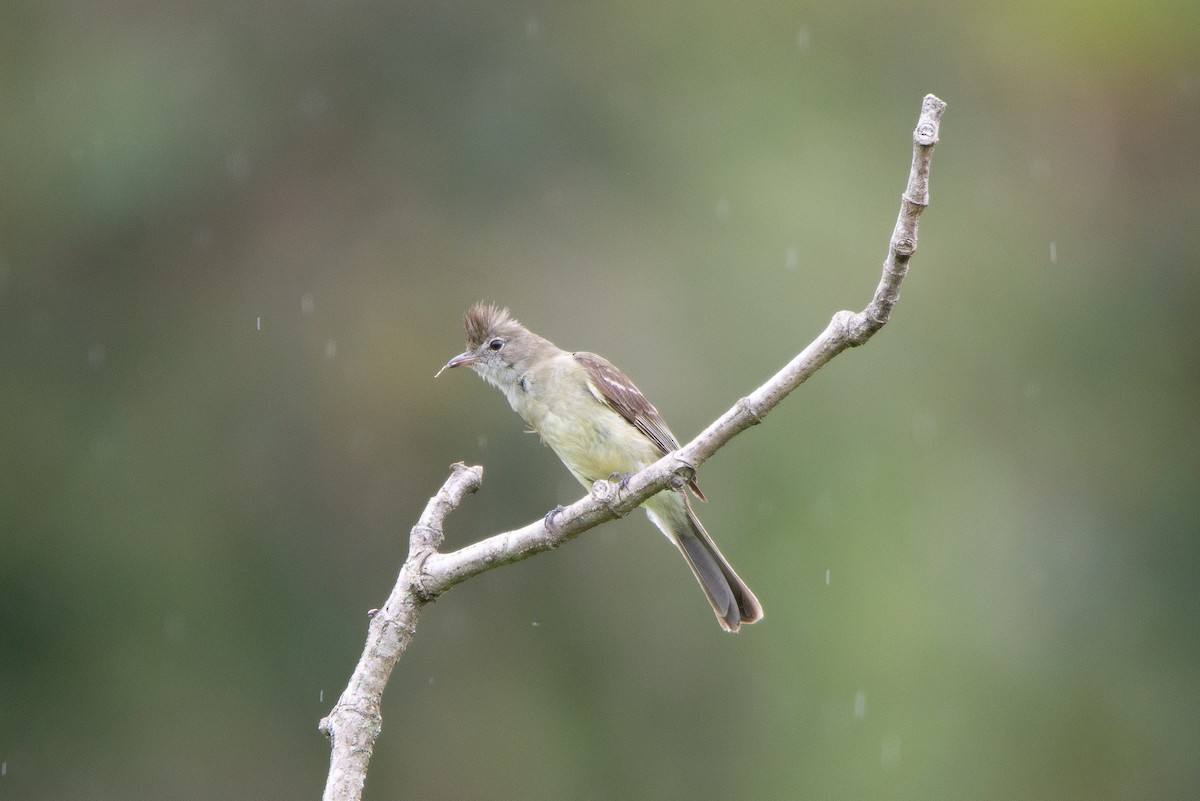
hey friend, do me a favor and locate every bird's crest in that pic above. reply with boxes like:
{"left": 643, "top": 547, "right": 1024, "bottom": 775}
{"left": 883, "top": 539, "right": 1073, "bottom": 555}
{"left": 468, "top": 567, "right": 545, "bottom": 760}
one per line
{"left": 464, "top": 303, "right": 523, "bottom": 348}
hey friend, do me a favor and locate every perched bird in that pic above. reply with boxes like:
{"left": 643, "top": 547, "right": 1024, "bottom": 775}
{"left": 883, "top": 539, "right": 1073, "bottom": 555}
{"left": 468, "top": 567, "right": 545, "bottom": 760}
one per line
{"left": 438, "top": 303, "right": 762, "bottom": 632}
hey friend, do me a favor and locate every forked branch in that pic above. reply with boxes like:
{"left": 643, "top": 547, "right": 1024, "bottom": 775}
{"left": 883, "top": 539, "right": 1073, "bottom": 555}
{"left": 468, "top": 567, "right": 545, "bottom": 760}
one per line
{"left": 320, "top": 93, "right": 947, "bottom": 801}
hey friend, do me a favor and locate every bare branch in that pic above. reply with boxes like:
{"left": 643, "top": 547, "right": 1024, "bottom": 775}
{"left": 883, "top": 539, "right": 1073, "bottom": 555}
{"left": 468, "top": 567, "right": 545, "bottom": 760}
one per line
{"left": 318, "top": 463, "right": 481, "bottom": 801}
{"left": 320, "top": 94, "right": 946, "bottom": 801}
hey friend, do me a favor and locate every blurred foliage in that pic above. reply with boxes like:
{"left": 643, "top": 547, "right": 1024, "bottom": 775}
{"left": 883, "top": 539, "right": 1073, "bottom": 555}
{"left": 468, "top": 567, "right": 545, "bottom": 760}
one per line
{"left": 1, "top": 0, "right": 1198, "bottom": 799}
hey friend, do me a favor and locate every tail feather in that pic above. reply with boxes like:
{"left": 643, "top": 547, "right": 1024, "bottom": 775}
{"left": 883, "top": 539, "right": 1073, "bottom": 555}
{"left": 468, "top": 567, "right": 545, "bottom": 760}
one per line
{"left": 647, "top": 499, "right": 763, "bottom": 632}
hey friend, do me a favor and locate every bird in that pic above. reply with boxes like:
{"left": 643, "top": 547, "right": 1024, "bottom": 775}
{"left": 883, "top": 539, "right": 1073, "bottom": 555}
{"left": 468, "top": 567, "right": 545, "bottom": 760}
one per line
{"left": 437, "top": 303, "right": 762, "bottom": 632}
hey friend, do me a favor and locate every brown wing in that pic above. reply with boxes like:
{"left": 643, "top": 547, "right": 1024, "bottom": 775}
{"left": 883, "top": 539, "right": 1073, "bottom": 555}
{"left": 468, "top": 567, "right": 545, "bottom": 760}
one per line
{"left": 573, "top": 351, "right": 706, "bottom": 501}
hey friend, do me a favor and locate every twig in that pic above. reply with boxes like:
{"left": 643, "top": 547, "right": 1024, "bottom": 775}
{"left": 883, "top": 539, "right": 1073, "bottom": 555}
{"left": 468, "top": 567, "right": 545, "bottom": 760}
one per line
{"left": 319, "top": 93, "right": 946, "bottom": 801}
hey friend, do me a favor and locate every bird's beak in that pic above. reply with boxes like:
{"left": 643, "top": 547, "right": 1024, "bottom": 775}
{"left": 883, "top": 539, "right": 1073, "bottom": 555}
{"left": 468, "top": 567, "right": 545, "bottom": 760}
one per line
{"left": 435, "top": 351, "right": 477, "bottom": 378}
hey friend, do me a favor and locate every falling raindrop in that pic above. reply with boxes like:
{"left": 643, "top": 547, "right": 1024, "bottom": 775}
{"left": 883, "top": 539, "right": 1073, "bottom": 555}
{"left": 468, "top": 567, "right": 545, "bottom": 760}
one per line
{"left": 786, "top": 246, "right": 800, "bottom": 271}
{"left": 881, "top": 735, "right": 901, "bottom": 768}
{"left": 1029, "top": 157, "right": 1050, "bottom": 182}
{"left": 854, "top": 690, "right": 867, "bottom": 719}
{"left": 87, "top": 343, "right": 106, "bottom": 370}
{"left": 225, "top": 149, "right": 249, "bottom": 180}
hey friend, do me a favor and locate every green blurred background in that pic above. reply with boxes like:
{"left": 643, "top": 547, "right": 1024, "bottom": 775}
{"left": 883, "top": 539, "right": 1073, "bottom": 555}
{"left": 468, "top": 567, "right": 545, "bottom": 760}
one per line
{"left": 2, "top": 1, "right": 1198, "bottom": 799}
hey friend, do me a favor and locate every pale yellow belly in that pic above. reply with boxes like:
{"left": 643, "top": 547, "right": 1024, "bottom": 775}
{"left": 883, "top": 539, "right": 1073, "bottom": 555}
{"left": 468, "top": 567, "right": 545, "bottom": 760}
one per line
{"left": 524, "top": 392, "right": 660, "bottom": 488}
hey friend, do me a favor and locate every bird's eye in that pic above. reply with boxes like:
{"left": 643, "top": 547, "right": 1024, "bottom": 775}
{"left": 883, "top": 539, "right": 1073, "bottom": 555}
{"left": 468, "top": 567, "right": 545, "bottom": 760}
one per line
{"left": 488, "top": 338, "right": 504, "bottom": 351}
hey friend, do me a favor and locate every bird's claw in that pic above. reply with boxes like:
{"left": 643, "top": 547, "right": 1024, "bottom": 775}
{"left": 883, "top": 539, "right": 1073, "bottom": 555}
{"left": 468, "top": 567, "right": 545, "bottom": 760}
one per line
{"left": 544, "top": 504, "right": 566, "bottom": 533}
{"left": 608, "top": 471, "right": 632, "bottom": 492}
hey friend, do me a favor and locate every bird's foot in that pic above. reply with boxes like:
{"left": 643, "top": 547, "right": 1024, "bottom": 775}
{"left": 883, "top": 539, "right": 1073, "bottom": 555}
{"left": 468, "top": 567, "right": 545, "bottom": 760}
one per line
{"left": 544, "top": 504, "right": 566, "bottom": 533}
{"left": 608, "top": 471, "right": 633, "bottom": 492}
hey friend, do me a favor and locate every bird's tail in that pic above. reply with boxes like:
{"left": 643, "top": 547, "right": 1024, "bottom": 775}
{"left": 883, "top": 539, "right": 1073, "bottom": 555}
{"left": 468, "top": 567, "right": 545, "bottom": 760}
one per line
{"left": 647, "top": 497, "right": 763, "bottom": 632}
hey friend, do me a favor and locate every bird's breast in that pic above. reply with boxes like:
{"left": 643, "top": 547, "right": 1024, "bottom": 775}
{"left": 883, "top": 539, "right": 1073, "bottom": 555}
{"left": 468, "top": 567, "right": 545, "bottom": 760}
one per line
{"left": 517, "top": 381, "right": 658, "bottom": 487}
